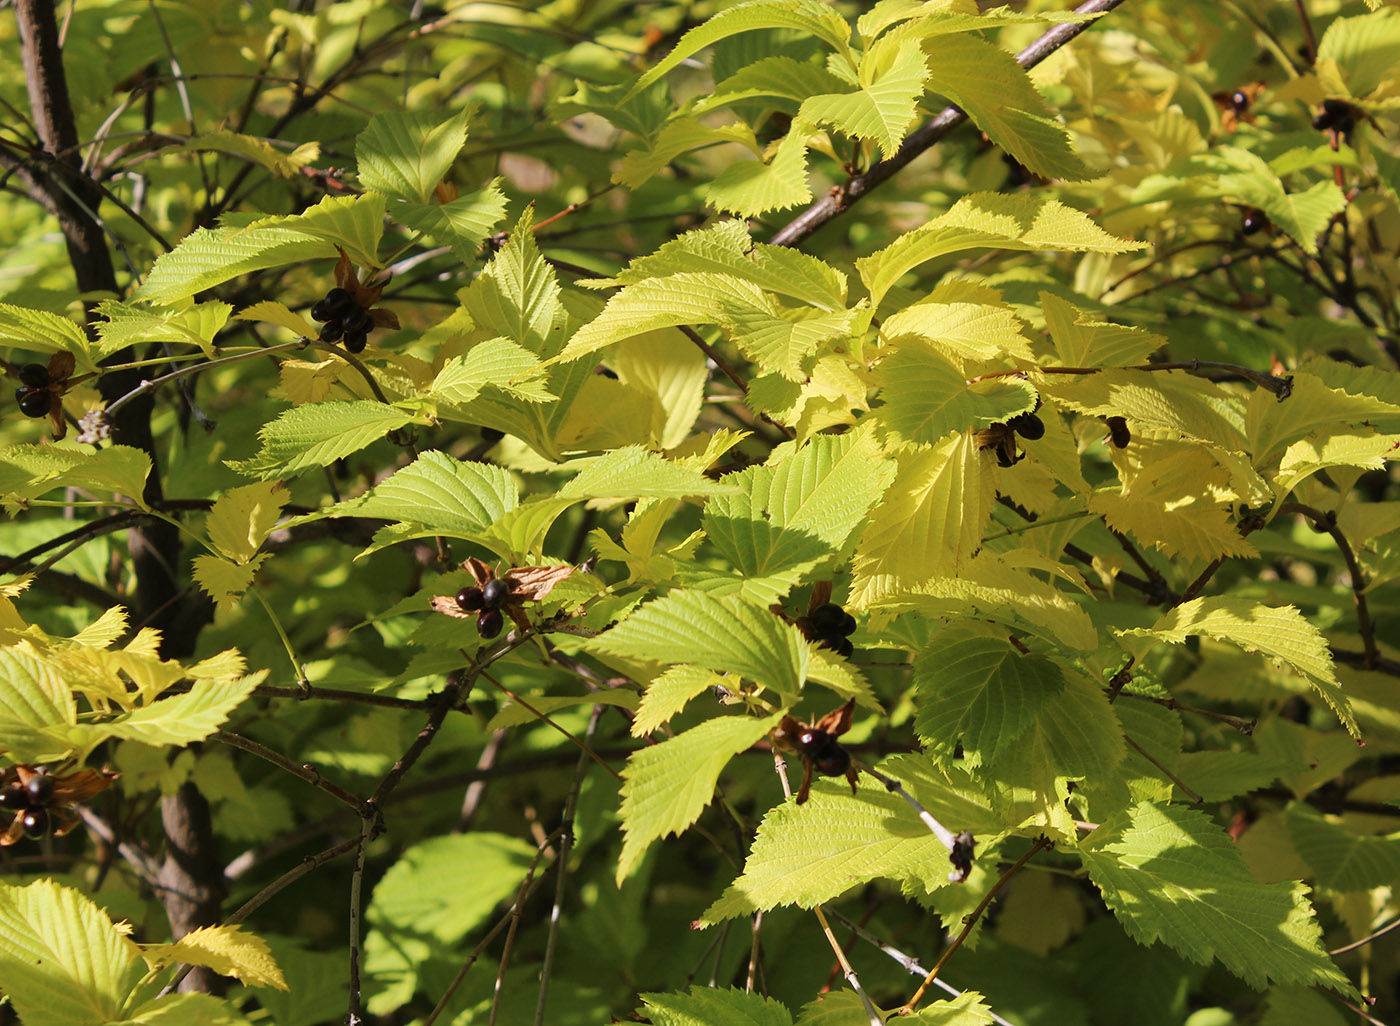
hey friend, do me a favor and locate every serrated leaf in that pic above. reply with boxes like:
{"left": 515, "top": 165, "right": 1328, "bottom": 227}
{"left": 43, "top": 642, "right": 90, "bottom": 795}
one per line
{"left": 625, "top": 0, "right": 856, "bottom": 101}
{"left": 1318, "top": 8, "right": 1400, "bottom": 96}
{"left": 639, "top": 986, "right": 794, "bottom": 1026}
{"left": 0, "top": 643, "right": 77, "bottom": 763}
{"left": 1081, "top": 801, "right": 1353, "bottom": 994}
{"left": 143, "top": 925, "right": 287, "bottom": 990}
{"left": 703, "top": 427, "right": 895, "bottom": 600}
{"left": 1038, "top": 369, "right": 1247, "bottom": 451}
{"left": 431, "top": 337, "right": 555, "bottom": 405}
{"left": 0, "top": 302, "right": 95, "bottom": 368}
{"left": 133, "top": 225, "right": 330, "bottom": 304}
{"left": 226, "top": 401, "right": 413, "bottom": 480}
{"left": 234, "top": 300, "right": 317, "bottom": 339}
{"left": 618, "top": 712, "right": 780, "bottom": 882}
{"left": 1247, "top": 371, "right": 1400, "bottom": 468}
{"left": 1117, "top": 597, "right": 1356, "bottom": 736}
{"left": 699, "top": 756, "right": 1000, "bottom": 924}
{"left": 850, "top": 433, "right": 995, "bottom": 603}
{"left": 615, "top": 118, "right": 758, "bottom": 190}
{"left": 858, "top": 193, "right": 1143, "bottom": 306}
{"left": 0, "top": 444, "right": 151, "bottom": 510}
{"left": 183, "top": 130, "right": 318, "bottom": 177}
{"left": 462, "top": 207, "right": 563, "bottom": 358}
{"left": 1041, "top": 292, "right": 1165, "bottom": 367}
{"left": 922, "top": 34, "right": 1094, "bottom": 182}
{"left": 706, "top": 119, "right": 815, "bottom": 217}
{"left": 699, "top": 56, "right": 849, "bottom": 115}
{"left": 1286, "top": 804, "right": 1400, "bottom": 892}
{"left": 720, "top": 303, "right": 864, "bottom": 382}
{"left": 880, "top": 298, "right": 1033, "bottom": 363}
{"left": 633, "top": 666, "right": 728, "bottom": 737}
{"left": 800, "top": 39, "right": 928, "bottom": 159}
{"left": 119, "top": 991, "right": 247, "bottom": 1025}
{"left": 877, "top": 342, "right": 1035, "bottom": 445}
{"left": 193, "top": 554, "right": 266, "bottom": 613}
{"left": 97, "top": 300, "right": 233, "bottom": 357}
{"left": 206, "top": 481, "right": 284, "bottom": 563}
{"left": 393, "top": 180, "right": 508, "bottom": 263}
{"left": 608, "top": 329, "right": 709, "bottom": 449}
{"left": 588, "top": 591, "right": 808, "bottom": 698}
{"left": 247, "top": 193, "right": 387, "bottom": 269}
{"left": 913, "top": 636, "right": 1065, "bottom": 767}
{"left": 367, "top": 833, "right": 535, "bottom": 943}
{"left": 355, "top": 108, "right": 471, "bottom": 204}
{"left": 1202, "top": 148, "right": 1346, "bottom": 254}
{"left": 85, "top": 675, "right": 261, "bottom": 747}
{"left": 561, "top": 445, "right": 734, "bottom": 500}
{"left": 0, "top": 879, "right": 142, "bottom": 1026}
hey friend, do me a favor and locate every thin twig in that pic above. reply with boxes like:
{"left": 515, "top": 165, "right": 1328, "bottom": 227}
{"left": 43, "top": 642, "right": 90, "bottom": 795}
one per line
{"left": 477, "top": 668, "right": 623, "bottom": 780}
{"left": 1331, "top": 915, "right": 1400, "bottom": 956}
{"left": 898, "top": 838, "right": 1051, "bottom": 1015}
{"left": 346, "top": 816, "right": 374, "bottom": 1026}
{"left": 856, "top": 761, "right": 958, "bottom": 852}
{"left": 253, "top": 683, "right": 433, "bottom": 711}
{"left": 1123, "top": 734, "right": 1203, "bottom": 802}
{"left": 813, "top": 905, "right": 883, "bottom": 1026}
{"left": 211, "top": 731, "right": 364, "bottom": 811}
{"left": 1110, "top": 690, "right": 1255, "bottom": 734}
{"left": 768, "top": 0, "right": 1128, "bottom": 247}
{"left": 1278, "top": 502, "right": 1378, "bottom": 667}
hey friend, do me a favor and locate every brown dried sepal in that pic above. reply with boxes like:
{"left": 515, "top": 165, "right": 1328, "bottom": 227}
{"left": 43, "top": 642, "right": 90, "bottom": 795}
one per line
{"left": 771, "top": 698, "right": 858, "bottom": 804}
{"left": 430, "top": 557, "right": 580, "bottom": 628}
{"left": 332, "top": 248, "right": 395, "bottom": 320}
{"left": 975, "top": 422, "right": 1021, "bottom": 467}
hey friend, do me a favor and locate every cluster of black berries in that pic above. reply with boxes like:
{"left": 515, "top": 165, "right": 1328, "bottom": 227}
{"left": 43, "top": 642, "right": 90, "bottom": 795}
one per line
{"left": 1313, "top": 98, "right": 1355, "bottom": 136}
{"left": 982, "top": 402, "right": 1045, "bottom": 468}
{"left": 14, "top": 363, "right": 52, "bottom": 418}
{"left": 1007, "top": 410, "right": 1044, "bottom": 441}
{"left": 0, "top": 772, "right": 53, "bottom": 839}
{"left": 457, "top": 577, "right": 517, "bottom": 639}
{"left": 310, "top": 288, "right": 374, "bottom": 353}
{"left": 804, "top": 603, "right": 857, "bottom": 658}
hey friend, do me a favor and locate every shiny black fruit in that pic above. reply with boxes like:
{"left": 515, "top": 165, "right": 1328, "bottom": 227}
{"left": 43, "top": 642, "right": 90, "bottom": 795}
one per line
{"left": 1107, "top": 416, "right": 1131, "bottom": 449}
{"left": 0, "top": 787, "right": 26, "bottom": 810}
{"left": 343, "top": 306, "right": 372, "bottom": 335}
{"left": 18, "top": 363, "right": 49, "bottom": 388}
{"left": 482, "top": 579, "right": 510, "bottom": 610}
{"left": 809, "top": 603, "right": 846, "bottom": 632}
{"left": 813, "top": 744, "right": 850, "bottom": 777}
{"left": 20, "top": 808, "right": 48, "bottom": 838}
{"left": 25, "top": 774, "right": 53, "bottom": 804}
{"left": 456, "top": 586, "right": 484, "bottom": 611}
{"left": 318, "top": 319, "right": 345, "bottom": 342}
{"left": 477, "top": 608, "right": 504, "bottom": 638}
{"left": 1241, "top": 210, "right": 1266, "bottom": 235}
{"left": 342, "top": 331, "right": 368, "bottom": 354}
{"left": 16, "top": 388, "right": 50, "bottom": 418}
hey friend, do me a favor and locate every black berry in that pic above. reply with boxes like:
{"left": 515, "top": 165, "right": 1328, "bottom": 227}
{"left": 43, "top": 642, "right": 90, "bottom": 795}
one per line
{"left": 1231, "top": 90, "right": 1249, "bottom": 112}
{"left": 0, "top": 787, "right": 26, "bottom": 810}
{"left": 482, "top": 579, "right": 510, "bottom": 610}
{"left": 837, "top": 611, "right": 856, "bottom": 637}
{"left": 477, "top": 608, "right": 504, "bottom": 638}
{"left": 1313, "top": 98, "right": 1355, "bottom": 134}
{"left": 481, "top": 427, "right": 505, "bottom": 443}
{"left": 809, "top": 603, "right": 846, "bottom": 632}
{"left": 342, "top": 331, "right": 368, "bottom": 354}
{"left": 996, "top": 447, "right": 1016, "bottom": 468}
{"left": 343, "top": 306, "right": 372, "bottom": 335}
{"left": 16, "top": 388, "right": 50, "bottom": 418}
{"left": 1107, "top": 416, "right": 1131, "bottom": 449}
{"left": 318, "top": 319, "right": 345, "bottom": 343}
{"left": 1009, "top": 412, "right": 1045, "bottom": 440}
{"left": 813, "top": 743, "right": 850, "bottom": 777}
{"left": 20, "top": 808, "right": 48, "bottom": 838}
{"left": 831, "top": 637, "right": 854, "bottom": 659}
{"left": 456, "top": 586, "right": 484, "bottom": 611}
{"left": 25, "top": 774, "right": 53, "bottom": 804}
{"left": 1241, "top": 210, "right": 1267, "bottom": 235}
{"left": 313, "top": 288, "right": 353, "bottom": 322}
{"left": 18, "top": 363, "right": 49, "bottom": 388}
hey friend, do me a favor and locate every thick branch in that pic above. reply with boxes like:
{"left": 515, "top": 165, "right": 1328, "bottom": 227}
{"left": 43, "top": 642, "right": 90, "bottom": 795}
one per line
{"left": 768, "top": 0, "right": 1129, "bottom": 248}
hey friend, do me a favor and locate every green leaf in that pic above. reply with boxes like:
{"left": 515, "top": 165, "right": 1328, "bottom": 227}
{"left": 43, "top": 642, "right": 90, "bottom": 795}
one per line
{"left": 431, "top": 337, "right": 555, "bottom": 406}
{"left": 699, "top": 755, "right": 1001, "bottom": 925}
{"left": 81, "top": 676, "right": 260, "bottom": 748}
{"left": 0, "top": 643, "right": 77, "bottom": 763}
{"left": 698, "top": 56, "right": 849, "bottom": 115}
{"left": 639, "top": 987, "right": 794, "bottom": 1026}
{"left": 876, "top": 341, "right": 1035, "bottom": 445}
{"left": 633, "top": 666, "right": 729, "bottom": 736}
{"left": 366, "top": 833, "right": 536, "bottom": 943}
{"left": 226, "top": 401, "right": 414, "bottom": 480}
{"left": 0, "top": 302, "right": 96, "bottom": 368}
{"left": 192, "top": 553, "right": 266, "bottom": 613}
{"left": 132, "top": 224, "right": 331, "bottom": 305}
{"left": 249, "top": 193, "right": 387, "bottom": 269}
{"left": 587, "top": 590, "right": 809, "bottom": 698}
{"left": 462, "top": 207, "right": 563, "bottom": 358}
{"left": 119, "top": 991, "right": 248, "bottom": 1025}
{"left": 393, "top": 180, "right": 509, "bottom": 263}
{"left": 850, "top": 433, "right": 995, "bottom": 605}
{"left": 296, "top": 449, "right": 517, "bottom": 537}
{"left": 0, "top": 879, "right": 142, "bottom": 1026}
{"left": 1117, "top": 597, "right": 1356, "bottom": 737}
{"left": 880, "top": 295, "right": 1034, "bottom": 363}
{"left": 1316, "top": 8, "right": 1400, "bottom": 96}
{"left": 97, "top": 300, "right": 232, "bottom": 358}
{"left": 913, "top": 635, "right": 1065, "bottom": 767}
{"left": 617, "top": 712, "right": 781, "bottom": 882}
{"left": 858, "top": 192, "right": 1144, "bottom": 306}
{"left": 922, "top": 34, "right": 1094, "bottom": 182}
{"left": 560, "top": 445, "right": 734, "bottom": 500}
{"left": 1081, "top": 802, "right": 1353, "bottom": 994}
{"left": 206, "top": 480, "right": 284, "bottom": 563}
{"left": 706, "top": 119, "right": 815, "bottom": 217}
{"left": 181, "top": 129, "right": 319, "bottom": 178}
{"left": 704, "top": 426, "right": 897, "bottom": 600}
{"left": 800, "top": 39, "right": 929, "bottom": 159}
{"left": 0, "top": 444, "right": 151, "bottom": 510}
{"left": 1202, "top": 148, "right": 1346, "bottom": 254}
{"left": 1041, "top": 291, "right": 1165, "bottom": 367}
{"left": 486, "top": 690, "right": 639, "bottom": 730}
{"left": 355, "top": 108, "right": 472, "bottom": 205}
{"left": 625, "top": 0, "right": 856, "bottom": 101}
{"left": 1285, "top": 804, "right": 1400, "bottom": 892}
